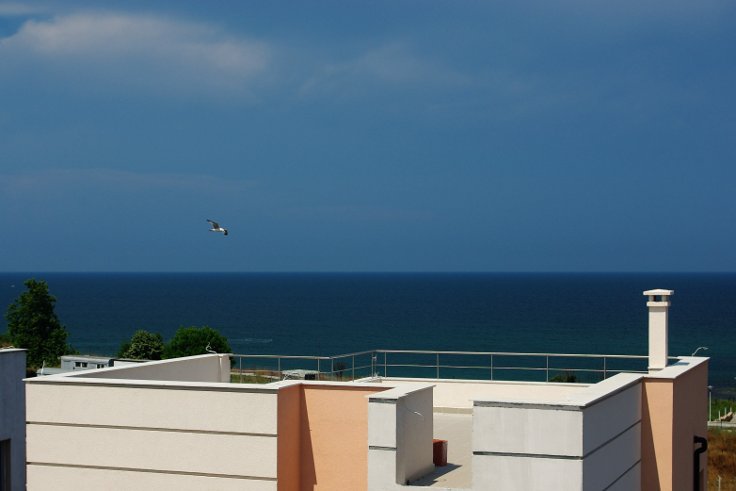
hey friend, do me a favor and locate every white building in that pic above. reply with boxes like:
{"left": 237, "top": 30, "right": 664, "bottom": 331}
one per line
{"left": 23, "top": 289, "right": 709, "bottom": 490}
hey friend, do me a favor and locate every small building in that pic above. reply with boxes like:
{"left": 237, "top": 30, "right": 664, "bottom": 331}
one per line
{"left": 60, "top": 355, "right": 115, "bottom": 371}
{"left": 37, "top": 355, "right": 145, "bottom": 376}
{"left": 0, "top": 348, "right": 26, "bottom": 491}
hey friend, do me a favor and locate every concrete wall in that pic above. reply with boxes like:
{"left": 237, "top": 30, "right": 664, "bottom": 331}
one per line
{"left": 472, "top": 373, "right": 642, "bottom": 491}
{"left": 277, "top": 384, "right": 301, "bottom": 491}
{"left": 27, "top": 359, "right": 393, "bottom": 491}
{"left": 298, "top": 384, "right": 385, "bottom": 491}
{"left": 26, "top": 376, "right": 280, "bottom": 490}
{"left": 368, "top": 384, "right": 434, "bottom": 489}
{"left": 72, "top": 353, "right": 230, "bottom": 383}
{"left": 0, "top": 349, "right": 26, "bottom": 491}
{"left": 381, "top": 377, "right": 588, "bottom": 411}
{"left": 641, "top": 357, "right": 709, "bottom": 491}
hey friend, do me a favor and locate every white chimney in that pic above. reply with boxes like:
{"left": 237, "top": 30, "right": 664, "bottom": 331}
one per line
{"left": 643, "top": 288, "right": 674, "bottom": 372}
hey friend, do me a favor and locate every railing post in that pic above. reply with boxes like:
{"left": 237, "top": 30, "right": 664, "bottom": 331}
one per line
{"left": 436, "top": 353, "right": 440, "bottom": 379}
{"left": 490, "top": 354, "right": 494, "bottom": 380}
{"left": 331, "top": 358, "right": 334, "bottom": 380}
{"left": 546, "top": 355, "right": 549, "bottom": 382}
{"left": 317, "top": 358, "right": 321, "bottom": 381}
{"left": 352, "top": 355, "right": 355, "bottom": 381}
{"left": 239, "top": 356, "right": 242, "bottom": 383}
{"left": 384, "top": 352, "right": 388, "bottom": 378}
{"left": 603, "top": 356, "right": 607, "bottom": 380}
{"left": 278, "top": 357, "right": 281, "bottom": 379}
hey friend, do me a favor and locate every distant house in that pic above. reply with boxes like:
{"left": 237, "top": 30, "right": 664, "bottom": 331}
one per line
{"left": 37, "top": 355, "right": 144, "bottom": 376}
{"left": 61, "top": 355, "right": 114, "bottom": 371}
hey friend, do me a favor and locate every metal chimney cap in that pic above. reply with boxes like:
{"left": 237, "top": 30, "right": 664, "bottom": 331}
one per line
{"left": 643, "top": 289, "right": 674, "bottom": 296}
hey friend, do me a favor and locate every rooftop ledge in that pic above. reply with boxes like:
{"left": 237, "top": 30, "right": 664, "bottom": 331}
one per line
{"left": 24, "top": 353, "right": 708, "bottom": 410}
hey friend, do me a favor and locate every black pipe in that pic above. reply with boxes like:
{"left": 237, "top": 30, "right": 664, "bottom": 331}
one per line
{"left": 693, "top": 435, "right": 708, "bottom": 491}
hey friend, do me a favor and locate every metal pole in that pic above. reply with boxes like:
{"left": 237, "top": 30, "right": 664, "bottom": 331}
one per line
{"left": 352, "top": 355, "right": 355, "bottom": 381}
{"left": 708, "top": 386, "right": 713, "bottom": 422}
{"left": 436, "top": 353, "right": 440, "bottom": 379}
{"left": 546, "top": 355, "right": 549, "bottom": 382}
{"left": 317, "top": 358, "right": 320, "bottom": 381}
{"left": 239, "top": 356, "right": 243, "bottom": 383}
{"left": 603, "top": 356, "right": 607, "bottom": 380}
{"left": 384, "top": 352, "right": 387, "bottom": 377}
{"left": 490, "top": 354, "right": 494, "bottom": 380}
{"left": 278, "top": 357, "right": 281, "bottom": 379}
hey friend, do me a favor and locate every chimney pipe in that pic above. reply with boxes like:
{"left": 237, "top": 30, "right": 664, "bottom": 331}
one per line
{"left": 643, "top": 289, "right": 674, "bottom": 372}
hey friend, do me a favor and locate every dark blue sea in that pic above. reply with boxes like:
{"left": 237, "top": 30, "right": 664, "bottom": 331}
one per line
{"left": 1, "top": 273, "right": 734, "bottom": 396}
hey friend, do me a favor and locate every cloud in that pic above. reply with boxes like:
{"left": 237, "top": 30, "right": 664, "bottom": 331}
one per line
{"left": 0, "top": 11, "right": 271, "bottom": 97}
{"left": 299, "top": 43, "right": 470, "bottom": 98}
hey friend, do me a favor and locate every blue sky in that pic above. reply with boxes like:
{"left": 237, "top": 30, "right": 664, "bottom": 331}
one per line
{"left": 1, "top": 1, "right": 734, "bottom": 272}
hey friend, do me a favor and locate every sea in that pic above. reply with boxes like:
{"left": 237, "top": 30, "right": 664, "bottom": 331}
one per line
{"left": 1, "top": 272, "right": 734, "bottom": 397}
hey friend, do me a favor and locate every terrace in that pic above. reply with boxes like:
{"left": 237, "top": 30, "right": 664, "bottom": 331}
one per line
{"left": 23, "top": 289, "right": 709, "bottom": 490}
{"left": 230, "top": 349, "right": 655, "bottom": 384}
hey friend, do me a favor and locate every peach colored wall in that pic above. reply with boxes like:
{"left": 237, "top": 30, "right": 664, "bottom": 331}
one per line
{"left": 642, "top": 379, "right": 673, "bottom": 490}
{"left": 278, "top": 385, "right": 302, "bottom": 491}
{"left": 299, "top": 385, "right": 384, "bottom": 491}
{"left": 641, "top": 361, "right": 708, "bottom": 491}
{"left": 672, "top": 362, "right": 708, "bottom": 490}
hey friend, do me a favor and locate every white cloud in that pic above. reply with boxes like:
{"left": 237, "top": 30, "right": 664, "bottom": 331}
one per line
{"left": 0, "top": 11, "right": 271, "bottom": 96}
{"left": 299, "top": 43, "right": 470, "bottom": 97}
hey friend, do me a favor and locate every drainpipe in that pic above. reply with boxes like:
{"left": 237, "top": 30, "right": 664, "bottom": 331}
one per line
{"left": 643, "top": 289, "right": 674, "bottom": 372}
{"left": 693, "top": 435, "right": 708, "bottom": 491}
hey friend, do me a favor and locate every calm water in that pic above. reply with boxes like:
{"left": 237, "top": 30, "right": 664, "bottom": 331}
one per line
{"left": 1, "top": 273, "right": 734, "bottom": 395}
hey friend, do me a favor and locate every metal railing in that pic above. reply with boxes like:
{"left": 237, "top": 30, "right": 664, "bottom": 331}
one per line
{"left": 230, "top": 349, "right": 660, "bottom": 384}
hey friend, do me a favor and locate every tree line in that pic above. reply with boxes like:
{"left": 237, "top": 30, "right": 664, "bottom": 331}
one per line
{"left": 1, "top": 279, "right": 231, "bottom": 370}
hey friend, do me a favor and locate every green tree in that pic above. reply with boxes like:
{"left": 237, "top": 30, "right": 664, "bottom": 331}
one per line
{"left": 163, "top": 326, "right": 232, "bottom": 359}
{"left": 0, "top": 331, "right": 12, "bottom": 348}
{"left": 117, "top": 330, "right": 165, "bottom": 360}
{"left": 5, "top": 279, "right": 71, "bottom": 368}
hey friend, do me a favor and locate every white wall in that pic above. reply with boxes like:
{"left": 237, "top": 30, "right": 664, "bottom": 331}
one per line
{"left": 472, "top": 373, "right": 642, "bottom": 491}
{"left": 25, "top": 361, "right": 279, "bottom": 490}
{"left": 72, "top": 353, "right": 230, "bottom": 383}
{"left": 368, "top": 383, "right": 434, "bottom": 489}
{"left": 0, "top": 349, "right": 26, "bottom": 491}
{"left": 382, "top": 377, "right": 588, "bottom": 410}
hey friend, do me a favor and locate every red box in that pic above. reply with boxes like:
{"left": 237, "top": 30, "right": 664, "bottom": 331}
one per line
{"left": 433, "top": 439, "right": 448, "bottom": 466}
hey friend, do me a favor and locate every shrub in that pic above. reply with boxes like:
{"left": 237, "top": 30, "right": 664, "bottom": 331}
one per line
{"left": 117, "top": 330, "right": 165, "bottom": 360}
{"left": 163, "top": 326, "right": 231, "bottom": 359}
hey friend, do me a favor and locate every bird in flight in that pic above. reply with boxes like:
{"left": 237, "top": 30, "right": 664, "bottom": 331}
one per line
{"left": 207, "top": 219, "right": 229, "bottom": 236}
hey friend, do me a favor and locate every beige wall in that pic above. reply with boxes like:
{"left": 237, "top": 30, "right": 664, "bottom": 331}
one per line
{"left": 27, "top": 466, "right": 277, "bottom": 491}
{"left": 367, "top": 383, "right": 435, "bottom": 490}
{"left": 383, "top": 377, "right": 587, "bottom": 410}
{"left": 642, "top": 379, "right": 673, "bottom": 490}
{"left": 473, "top": 375, "right": 642, "bottom": 491}
{"left": 27, "top": 369, "right": 388, "bottom": 491}
{"left": 26, "top": 378, "right": 280, "bottom": 490}
{"left": 75, "top": 354, "right": 230, "bottom": 383}
{"left": 641, "top": 358, "right": 708, "bottom": 491}
{"left": 299, "top": 385, "right": 383, "bottom": 491}
{"left": 672, "top": 361, "right": 708, "bottom": 490}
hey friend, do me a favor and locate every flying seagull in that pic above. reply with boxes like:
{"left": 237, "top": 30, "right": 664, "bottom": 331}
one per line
{"left": 207, "top": 219, "right": 229, "bottom": 236}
